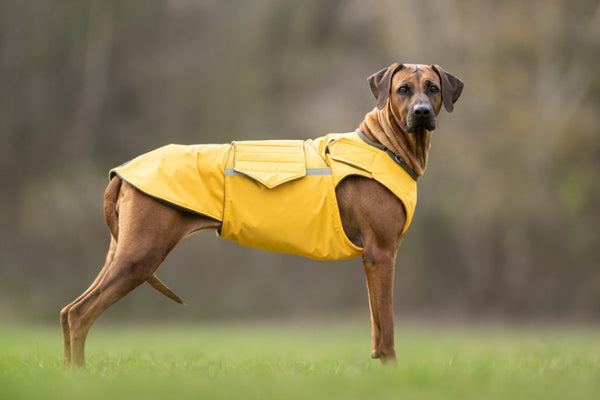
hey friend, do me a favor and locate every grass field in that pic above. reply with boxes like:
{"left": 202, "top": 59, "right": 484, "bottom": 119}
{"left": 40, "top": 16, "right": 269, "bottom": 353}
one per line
{"left": 1, "top": 323, "right": 599, "bottom": 399}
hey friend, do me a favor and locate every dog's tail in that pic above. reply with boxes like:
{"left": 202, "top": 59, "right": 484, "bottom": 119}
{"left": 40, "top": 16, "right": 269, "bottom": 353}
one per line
{"left": 104, "top": 176, "right": 122, "bottom": 239}
{"left": 147, "top": 274, "right": 186, "bottom": 305}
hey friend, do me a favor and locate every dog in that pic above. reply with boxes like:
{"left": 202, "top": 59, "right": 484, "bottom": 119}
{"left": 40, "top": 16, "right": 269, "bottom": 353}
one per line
{"left": 60, "top": 63, "right": 463, "bottom": 366}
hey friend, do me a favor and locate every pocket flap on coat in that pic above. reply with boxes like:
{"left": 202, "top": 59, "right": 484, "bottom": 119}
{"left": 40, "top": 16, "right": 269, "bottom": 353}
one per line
{"left": 326, "top": 137, "right": 379, "bottom": 173}
{"left": 231, "top": 140, "right": 306, "bottom": 188}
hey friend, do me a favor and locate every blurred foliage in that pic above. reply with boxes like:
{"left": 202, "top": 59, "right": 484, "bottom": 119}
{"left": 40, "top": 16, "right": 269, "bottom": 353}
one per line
{"left": 1, "top": 0, "right": 599, "bottom": 323}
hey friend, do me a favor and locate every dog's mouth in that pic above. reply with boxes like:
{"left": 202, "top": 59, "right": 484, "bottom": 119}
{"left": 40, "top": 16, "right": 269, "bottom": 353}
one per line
{"left": 405, "top": 117, "right": 436, "bottom": 133}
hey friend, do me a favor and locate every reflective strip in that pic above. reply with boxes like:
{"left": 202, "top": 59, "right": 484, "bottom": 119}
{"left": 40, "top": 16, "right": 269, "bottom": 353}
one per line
{"left": 224, "top": 169, "right": 244, "bottom": 176}
{"left": 224, "top": 168, "right": 331, "bottom": 176}
{"left": 306, "top": 168, "right": 331, "bottom": 176}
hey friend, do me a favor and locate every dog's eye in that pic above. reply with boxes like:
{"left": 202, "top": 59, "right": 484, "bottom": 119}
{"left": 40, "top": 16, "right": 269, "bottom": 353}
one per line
{"left": 429, "top": 85, "right": 440, "bottom": 94}
{"left": 398, "top": 85, "right": 409, "bottom": 94}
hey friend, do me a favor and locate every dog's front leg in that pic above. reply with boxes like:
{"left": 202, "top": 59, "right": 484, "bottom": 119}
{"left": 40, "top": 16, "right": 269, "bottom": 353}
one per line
{"left": 363, "top": 248, "right": 397, "bottom": 364}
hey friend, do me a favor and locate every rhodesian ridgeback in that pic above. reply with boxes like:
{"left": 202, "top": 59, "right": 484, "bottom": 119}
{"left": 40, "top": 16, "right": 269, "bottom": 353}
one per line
{"left": 60, "top": 63, "right": 463, "bottom": 366}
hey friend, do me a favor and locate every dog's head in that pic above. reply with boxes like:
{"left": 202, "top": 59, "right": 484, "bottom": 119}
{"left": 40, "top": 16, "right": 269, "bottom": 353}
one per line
{"left": 368, "top": 63, "right": 463, "bottom": 133}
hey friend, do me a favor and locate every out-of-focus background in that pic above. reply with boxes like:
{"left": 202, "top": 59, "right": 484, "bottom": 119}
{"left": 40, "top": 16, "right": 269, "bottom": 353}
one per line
{"left": 1, "top": 0, "right": 599, "bottom": 325}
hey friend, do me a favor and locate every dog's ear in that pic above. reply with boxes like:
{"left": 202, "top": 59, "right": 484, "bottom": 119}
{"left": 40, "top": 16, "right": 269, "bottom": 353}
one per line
{"left": 368, "top": 63, "right": 403, "bottom": 110}
{"left": 432, "top": 65, "right": 464, "bottom": 113}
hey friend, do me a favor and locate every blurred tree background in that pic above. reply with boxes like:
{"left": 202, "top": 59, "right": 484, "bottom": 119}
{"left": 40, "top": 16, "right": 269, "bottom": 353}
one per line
{"left": 1, "top": 0, "right": 599, "bottom": 324}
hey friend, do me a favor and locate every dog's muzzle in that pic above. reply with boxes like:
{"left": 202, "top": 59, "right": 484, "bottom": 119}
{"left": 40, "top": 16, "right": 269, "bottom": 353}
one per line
{"left": 407, "top": 103, "right": 436, "bottom": 132}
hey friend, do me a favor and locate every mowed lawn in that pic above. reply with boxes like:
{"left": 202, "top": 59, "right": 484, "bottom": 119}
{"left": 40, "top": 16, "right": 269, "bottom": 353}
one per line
{"left": 1, "top": 323, "right": 599, "bottom": 400}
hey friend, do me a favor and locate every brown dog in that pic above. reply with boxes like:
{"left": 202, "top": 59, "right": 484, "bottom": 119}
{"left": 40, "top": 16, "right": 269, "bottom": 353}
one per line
{"left": 60, "top": 63, "right": 463, "bottom": 367}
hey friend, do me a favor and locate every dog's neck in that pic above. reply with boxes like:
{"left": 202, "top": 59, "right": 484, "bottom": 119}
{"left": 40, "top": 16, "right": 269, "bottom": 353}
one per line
{"left": 359, "top": 106, "right": 432, "bottom": 178}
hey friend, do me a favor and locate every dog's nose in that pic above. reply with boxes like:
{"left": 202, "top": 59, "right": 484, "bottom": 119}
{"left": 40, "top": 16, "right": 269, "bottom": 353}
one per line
{"left": 413, "top": 104, "right": 431, "bottom": 119}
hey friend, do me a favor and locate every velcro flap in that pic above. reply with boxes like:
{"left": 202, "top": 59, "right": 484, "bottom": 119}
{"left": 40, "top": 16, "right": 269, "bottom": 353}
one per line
{"left": 232, "top": 140, "right": 306, "bottom": 188}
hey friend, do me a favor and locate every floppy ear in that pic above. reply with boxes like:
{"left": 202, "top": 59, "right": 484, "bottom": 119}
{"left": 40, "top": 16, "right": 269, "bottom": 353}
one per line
{"left": 368, "top": 63, "right": 403, "bottom": 109}
{"left": 432, "top": 65, "right": 464, "bottom": 112}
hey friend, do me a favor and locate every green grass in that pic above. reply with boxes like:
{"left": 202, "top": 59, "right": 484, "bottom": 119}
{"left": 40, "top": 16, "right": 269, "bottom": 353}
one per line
{"left": 1, "top": 323, "right": 599, "bottom": 399}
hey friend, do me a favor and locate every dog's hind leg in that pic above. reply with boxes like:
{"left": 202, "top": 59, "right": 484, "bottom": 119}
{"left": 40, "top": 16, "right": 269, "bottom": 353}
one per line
{"left": 66, "top": 243, "right": 166, "bottom": 366}
{"left": 60, "top": 178, "right": 122, "bottom": 366}
{"left": 60, "top": 236, "right": 117, "bottom": 366}
{"left": 64, "top": 182, "right": 220, "bottom": 366}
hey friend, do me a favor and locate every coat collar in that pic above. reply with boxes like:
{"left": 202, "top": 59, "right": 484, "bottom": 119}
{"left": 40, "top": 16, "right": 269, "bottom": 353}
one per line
{"left": 356, "top": 129, "right": 419, "bottom": 181}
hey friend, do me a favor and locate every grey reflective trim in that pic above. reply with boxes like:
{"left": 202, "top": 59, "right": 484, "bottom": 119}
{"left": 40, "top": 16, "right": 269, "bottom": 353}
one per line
{"left": 225, "top": 168, "right": 331, "bottom": 176}
{"left": 224, "top": 168, "right": 243, "bottom": 176}
{"left": 306, "top": 168, "right": 331, "bottom": 175}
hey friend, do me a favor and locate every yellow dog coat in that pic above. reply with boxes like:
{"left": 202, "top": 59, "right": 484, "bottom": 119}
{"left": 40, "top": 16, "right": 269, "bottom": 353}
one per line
{"left": 110, "top": 131, "right": 417, "bottom": 260}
